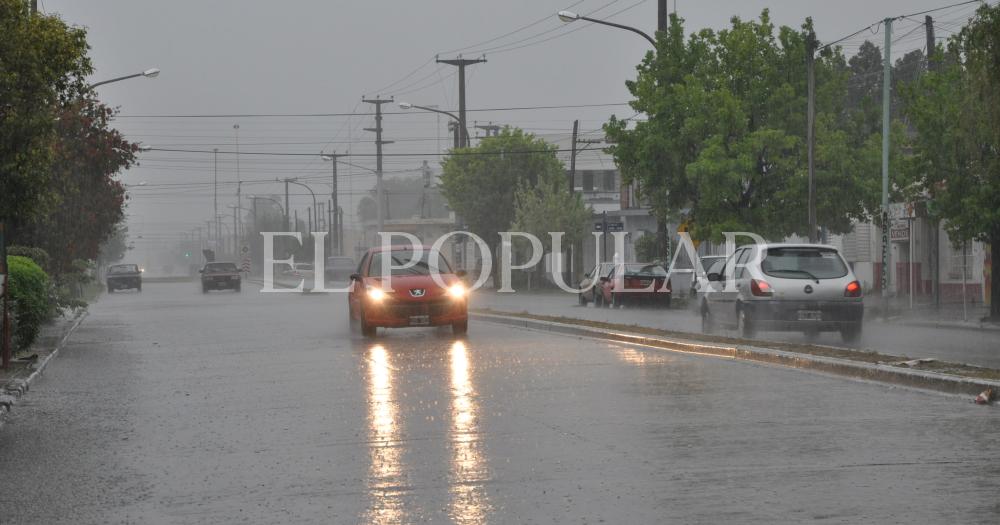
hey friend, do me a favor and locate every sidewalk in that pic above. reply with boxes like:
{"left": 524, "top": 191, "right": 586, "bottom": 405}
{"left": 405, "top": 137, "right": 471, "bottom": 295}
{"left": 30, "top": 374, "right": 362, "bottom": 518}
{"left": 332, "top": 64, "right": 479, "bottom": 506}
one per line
{"left": 863, "top": 296, "right": 999, "bottom": 332}
{"left": 0, "top": 309, "right": 87, "bottom": 427}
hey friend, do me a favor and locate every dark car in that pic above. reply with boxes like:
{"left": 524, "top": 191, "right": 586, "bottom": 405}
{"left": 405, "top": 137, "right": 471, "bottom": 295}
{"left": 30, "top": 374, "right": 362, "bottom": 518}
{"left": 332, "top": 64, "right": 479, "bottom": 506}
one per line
{"left": 107, "top": 264, "right": 142, "bottom": 293}
{"left": 597, "top": 262, "right": 672, "bottom": 308}
{"left": 348, "top": 246, "right": 468, "bottom": 337}
{"left": 200, "top": 262, "right": 241, "bottom": 293}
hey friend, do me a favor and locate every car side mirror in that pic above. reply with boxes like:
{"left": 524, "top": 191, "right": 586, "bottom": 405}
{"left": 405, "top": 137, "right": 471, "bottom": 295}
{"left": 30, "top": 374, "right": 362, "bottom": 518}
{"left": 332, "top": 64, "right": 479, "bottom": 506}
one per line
{"left": 349, "top": 273, "right": 361, "bottom": 281}
{"left": 455, "top": 270, "right": 467, "bottom": 278}
{"left": 707, "top": 272, "right": 720, "bottom": 282}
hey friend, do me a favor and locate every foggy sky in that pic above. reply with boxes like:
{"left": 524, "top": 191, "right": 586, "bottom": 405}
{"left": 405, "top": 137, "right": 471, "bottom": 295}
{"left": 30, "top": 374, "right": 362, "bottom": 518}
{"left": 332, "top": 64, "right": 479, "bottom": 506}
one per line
{"left": 38, "top": 0, "right": 978, "bottom": 266}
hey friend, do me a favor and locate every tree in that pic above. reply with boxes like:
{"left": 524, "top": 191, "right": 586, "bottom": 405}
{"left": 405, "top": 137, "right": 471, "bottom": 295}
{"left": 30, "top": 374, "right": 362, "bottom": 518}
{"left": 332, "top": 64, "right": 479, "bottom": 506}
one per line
{"left": 605, "top": 12, "right": 897, "bottom": 242}
{"left": 903, "top": 3, "right": 1000, "bottom": 319}
{"left": 512, "top": 168, "right": 591, "bottom": 285}
{"left": 439, "top": 128, "right": 565, "bottom": 279}
{"left": 0, "top": 0, "right": 92, "bottom": 225}
{"left": 12, "top": 96, "right": 137, "bottom": 274}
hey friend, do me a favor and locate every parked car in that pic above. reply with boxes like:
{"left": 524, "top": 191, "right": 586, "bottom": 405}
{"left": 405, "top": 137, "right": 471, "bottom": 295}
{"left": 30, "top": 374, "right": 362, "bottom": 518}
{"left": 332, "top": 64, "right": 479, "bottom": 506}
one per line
{"left": 690, "top": 255, "right": 728, "bottom": 299}
{"left": 578, "top": 263, "right": 616, "bottom": 306}
{"left": 699, "top": 244, "right": 863, "bottom": 342}
{"left": 325, "top": 256, "right": 355, "bottom": 282}
{"left": 200, "top": 261, "right": 241, "bottom": 293}
{"left": 106, "top": 263, "right": 142, "bottom": 293}
{"left": 348, "top": 246, "right": 468, "bottom": 337}
{"left": 597, "top": 262, "right": 672, "bottom": 308}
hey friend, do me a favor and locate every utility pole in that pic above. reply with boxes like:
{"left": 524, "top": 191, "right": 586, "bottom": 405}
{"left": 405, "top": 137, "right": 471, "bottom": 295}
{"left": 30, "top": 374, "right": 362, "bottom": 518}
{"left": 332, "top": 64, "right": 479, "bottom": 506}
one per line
{"left": 658, "top": 0, "right": 667, "bottom": 34}
{"left": 233, "top": 124, "right": 241, "bottom": 247}
{"left": 926, "top": 14, "right": 940, "bottom": 309}
{"left": 655, "top": 2, "right": 669, "bottom": 262}
{"left": 880, "top": 17, "right": 893, "bottom": 319}
{"left": 436, "top": 56, "right": 486, "bottom": 147}
{"left": 284, "top": 179, "right": 290, "bottom": 232}
{"left": 474, "top": 121, "right": 501, "bottom": 140}
{"left": 322, "top": 152, "right": 346, "bottom": 255}
{"left": 213, "top": 148, "right": 219, "bottom": 250}
{"left": 569, "top": 120, "right": 579, "bottom": 194}
{"left": 362, "top": 96, "right": 394, "bottom": 232}
{"left": 806, "top": 28, "right": 818, "bottom": 242}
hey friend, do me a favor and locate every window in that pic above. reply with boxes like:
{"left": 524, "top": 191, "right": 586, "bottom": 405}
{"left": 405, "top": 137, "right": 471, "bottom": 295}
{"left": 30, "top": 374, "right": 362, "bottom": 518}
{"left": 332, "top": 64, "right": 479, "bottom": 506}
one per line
{"left": 367, "top": 250, "right": 453, "bottom": 277}
{"left": 204, "top": 262, "right": 238, "bottom": 272}
{"left": 761, "top": 247, "right": 848, "bottom": 280}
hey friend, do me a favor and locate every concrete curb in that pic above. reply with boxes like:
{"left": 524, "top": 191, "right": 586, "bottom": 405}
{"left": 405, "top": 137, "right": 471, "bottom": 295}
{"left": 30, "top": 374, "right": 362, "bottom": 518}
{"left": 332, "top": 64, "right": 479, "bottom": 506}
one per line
{"left": 0, "top": 309, "right": 89, "bottom": 429}
{"left": 887, "top": 319, "right": 1000, "bottom": 333}
{"left": 471, "top": 312, "right": 1000, "bottom": 399}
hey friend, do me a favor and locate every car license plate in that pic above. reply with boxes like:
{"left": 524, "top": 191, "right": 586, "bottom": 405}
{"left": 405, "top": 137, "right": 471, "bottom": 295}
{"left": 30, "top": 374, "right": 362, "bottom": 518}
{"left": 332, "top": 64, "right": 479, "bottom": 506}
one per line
{"left": 797, "top": 310, "right": 822, "bottom": 321}
{"left": 409, "top": 315, "right": 430, "bottom": 326}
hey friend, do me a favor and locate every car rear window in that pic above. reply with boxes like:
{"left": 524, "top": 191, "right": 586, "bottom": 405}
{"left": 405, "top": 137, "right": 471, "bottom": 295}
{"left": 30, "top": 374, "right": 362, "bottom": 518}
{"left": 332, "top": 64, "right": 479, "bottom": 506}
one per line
{"left": 205, "top": 262, "right": 238, "bottom": 272}
{"left": 622, "top": 263, "right": 667, "bottom": 276}
{"left": 761, "top": 247, "right": 848, "bottom": 280}
{"left": 109, "top": 264, "right": 138, "bottom": 274}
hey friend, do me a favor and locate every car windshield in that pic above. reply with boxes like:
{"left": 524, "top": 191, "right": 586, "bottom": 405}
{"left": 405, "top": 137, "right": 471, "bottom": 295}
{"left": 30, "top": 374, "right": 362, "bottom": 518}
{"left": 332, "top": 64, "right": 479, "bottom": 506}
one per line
{"left": 108, "top": 264, "right": 138, "bottom": 274}
{"left": 621, "top": 263, "right": 667, "bottom": 276}
{"left": 204, "top": 263, "right": 237, "bottom": 272}
{"left": 761, "top": 247, "right": 848, "bottom": 279}
{"left": 368, "top": 250, "right": 452, "bottom": 277}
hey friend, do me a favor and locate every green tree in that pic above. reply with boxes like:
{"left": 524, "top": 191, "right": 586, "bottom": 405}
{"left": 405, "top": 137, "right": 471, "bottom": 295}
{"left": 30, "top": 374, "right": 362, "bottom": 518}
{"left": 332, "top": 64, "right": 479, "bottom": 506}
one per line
{"left": 0, "top": 0, "right": 92, "bottom": 225}
{"left": 903, "top": 3, "right": 1000, "bottom": 318}
{"left": 512, "top": 168, "right": 591, "bottom": 285}
{"left": 439, "top": 128, "right": 565, "bottom": 279}
{"left": 606, "top": 12, "right": 896, "bottom": 242}
{"left": 13, "top": 96, "right": 137, "bottom": 274}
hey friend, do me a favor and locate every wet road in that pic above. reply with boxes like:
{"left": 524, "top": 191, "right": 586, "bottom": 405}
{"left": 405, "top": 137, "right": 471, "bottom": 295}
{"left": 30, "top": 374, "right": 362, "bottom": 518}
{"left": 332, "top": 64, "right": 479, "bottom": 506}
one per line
{"left": 1, "top": 281, "right": 998, "bottom": 524}
{"left": 474, "top": 292, "right": 1000, "bottom": 369}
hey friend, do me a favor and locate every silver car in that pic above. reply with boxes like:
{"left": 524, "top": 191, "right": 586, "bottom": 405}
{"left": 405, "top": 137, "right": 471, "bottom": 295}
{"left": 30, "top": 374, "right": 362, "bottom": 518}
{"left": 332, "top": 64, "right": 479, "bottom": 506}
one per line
{"left": 700, "top": 243, "right": 863, "bottom": 343}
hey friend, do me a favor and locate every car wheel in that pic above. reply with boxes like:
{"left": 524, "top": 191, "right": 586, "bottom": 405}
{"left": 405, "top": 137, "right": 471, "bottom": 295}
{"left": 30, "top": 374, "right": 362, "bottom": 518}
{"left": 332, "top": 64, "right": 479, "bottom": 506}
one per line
{"left": 137, "top": 285, "right": 142, "bottom": 293}
{"left": 202, "top": 286, "right": 208, "bottom": 294}
{"left": 612, "top": 292, "right": 623, "bottom": 308}
{"left": 349, "top": 304, "right": 360, "bottom": 332}
{"left": 664, "top": 296, "right": 672, "bottom": 309}
{"left": 235, "top": 284, "right": 241, "bottom": 292}
{"left": 840, "top": 323, "right": 862, "bottom": 344}
{"left": 701, "top": 303, "right": 714, "bottom": 334}
{"left": 578, "top": 293, "right": 587, "bottom": 306}
{"left": 738, "top": 306, "right": 756, "bottom": 339}
{"left": 107, "top": 286, "right": 114, "bottom": 294}
{"left": 452, "top": 319, "right": 468, "bottom": 335}
{"left": 803, "top": 328, "right": 820, "bottom": 342}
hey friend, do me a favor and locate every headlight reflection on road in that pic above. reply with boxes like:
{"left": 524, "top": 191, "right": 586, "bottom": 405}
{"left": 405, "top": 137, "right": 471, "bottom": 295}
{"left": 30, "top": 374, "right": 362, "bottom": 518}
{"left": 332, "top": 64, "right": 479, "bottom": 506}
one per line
{"left": 448, "top": 340, "right": 491, "bottom": 524}
{"left": 365, "top": 344, "right": 405, "bottom": 524}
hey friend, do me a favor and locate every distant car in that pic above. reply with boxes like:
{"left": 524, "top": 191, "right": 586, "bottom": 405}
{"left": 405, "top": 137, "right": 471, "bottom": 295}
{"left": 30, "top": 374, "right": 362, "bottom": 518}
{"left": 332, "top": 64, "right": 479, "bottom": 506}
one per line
{"left": 597, "top": 262, "right": 672, "bottom": 308}
{"left": 578, "top": 263, "right": 615, "bottom": 306}
{"left": 107, "top": 264, "right": 142, "bottom": 293}
{"left": 699, "top": 243, "right": 863, "bottom": 343}
{"left": 348, "top": 246, "right": 468, "bottom": 337}
{"left": 325, "top": 256, "right": 355, "bottom": 282}
{"left": 690, "top": 255, "right": 727, "bottom": 299}
{"left": 200, "top": 261, "right": 241, "bottom": 293}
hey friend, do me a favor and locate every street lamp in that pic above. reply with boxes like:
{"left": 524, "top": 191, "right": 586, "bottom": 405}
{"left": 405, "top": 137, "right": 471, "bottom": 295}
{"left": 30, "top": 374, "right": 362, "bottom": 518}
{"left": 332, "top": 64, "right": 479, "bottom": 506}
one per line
{"left": 90, "top": 68, "right": 161, "bottom": 89}
{"left": 282, "top": 179, "right": 318, "bottom": 234}
{"left": 399, "top": 102, "right": 471, "bottom": 148}
{"left": 556, "top": 10, "right": 656, "bottom": 46}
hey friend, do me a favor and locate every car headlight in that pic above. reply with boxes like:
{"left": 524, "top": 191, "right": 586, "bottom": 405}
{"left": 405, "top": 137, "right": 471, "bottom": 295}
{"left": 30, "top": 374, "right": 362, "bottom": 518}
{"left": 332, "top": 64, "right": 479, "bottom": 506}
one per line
{"left": 367, "top": 286, "right": 387, "bottom": 302}
{"left": 447, "top": 283, "right": 467, "bottom": 299}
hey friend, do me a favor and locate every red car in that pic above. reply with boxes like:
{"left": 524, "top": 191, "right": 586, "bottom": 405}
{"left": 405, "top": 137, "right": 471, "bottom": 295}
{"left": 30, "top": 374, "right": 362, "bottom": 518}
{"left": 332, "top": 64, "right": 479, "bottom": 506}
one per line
{"left": 597, "top": 262, "right": 672, "bottom": 308}
{"left": 348, "top": 246, "right": 469, "bottom": 337}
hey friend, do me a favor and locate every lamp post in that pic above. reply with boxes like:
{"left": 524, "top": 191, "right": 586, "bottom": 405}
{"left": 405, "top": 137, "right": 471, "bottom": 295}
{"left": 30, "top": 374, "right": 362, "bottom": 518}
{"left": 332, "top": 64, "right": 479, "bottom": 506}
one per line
{"left": 557, "top": 10, "right": 656, "bottom": 46}
{"left": 283, "top": 179, "right": 318, "bottom": 234}
{"left": 399, "top": 102, "right": 471, "bottom": 148}
{"left": 90, "top": 68, "right": 160, "bottom": 89}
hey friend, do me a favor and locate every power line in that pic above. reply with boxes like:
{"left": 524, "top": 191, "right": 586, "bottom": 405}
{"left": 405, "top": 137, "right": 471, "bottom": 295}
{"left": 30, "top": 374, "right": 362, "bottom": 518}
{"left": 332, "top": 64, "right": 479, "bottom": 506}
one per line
{"left": 115, "top": 102, "right": 630, "bottom": 119}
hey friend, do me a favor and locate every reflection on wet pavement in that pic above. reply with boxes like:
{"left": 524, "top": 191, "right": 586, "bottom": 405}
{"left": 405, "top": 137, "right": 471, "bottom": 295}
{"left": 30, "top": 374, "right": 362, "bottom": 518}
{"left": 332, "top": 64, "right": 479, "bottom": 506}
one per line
{"left": 365, "top": 345, "right": 405, "bottom": 523}
{"left": 448, "top": 341, "right": 491, "bottom": 524}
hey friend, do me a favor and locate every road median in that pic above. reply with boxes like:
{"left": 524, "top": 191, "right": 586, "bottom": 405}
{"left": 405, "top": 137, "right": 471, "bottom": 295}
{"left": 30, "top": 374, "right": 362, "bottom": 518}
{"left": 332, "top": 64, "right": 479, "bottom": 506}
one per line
{"left": 471, "top": 308, "right": 1000, "bottom": 400}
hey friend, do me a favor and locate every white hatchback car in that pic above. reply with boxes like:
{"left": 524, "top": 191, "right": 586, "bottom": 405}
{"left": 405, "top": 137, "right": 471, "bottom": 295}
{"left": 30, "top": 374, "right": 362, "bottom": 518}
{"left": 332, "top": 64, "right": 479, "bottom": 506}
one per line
{"left": 700, "top": 243, "right": 864, "bottom": 343}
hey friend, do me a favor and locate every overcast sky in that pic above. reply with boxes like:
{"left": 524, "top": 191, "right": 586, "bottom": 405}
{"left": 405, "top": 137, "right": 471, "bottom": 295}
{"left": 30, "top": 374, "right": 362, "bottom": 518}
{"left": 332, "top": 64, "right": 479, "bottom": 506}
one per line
{"left": 39, "top": 0, "right": 980, "bottom": 265}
